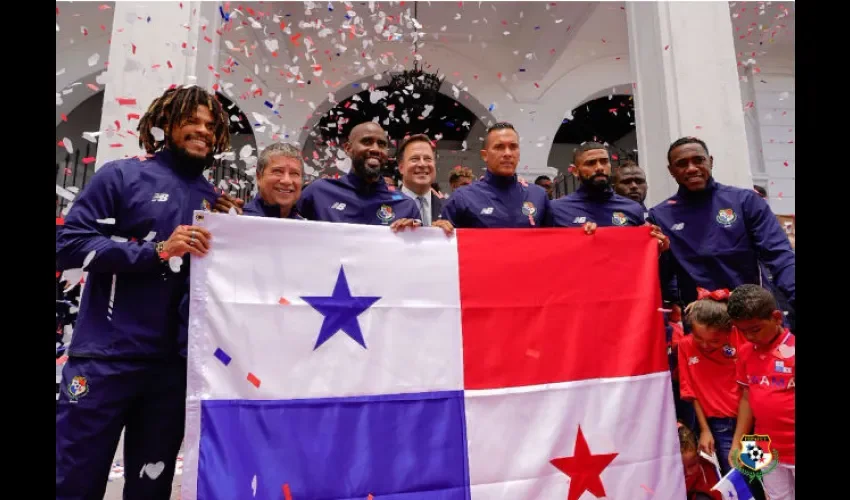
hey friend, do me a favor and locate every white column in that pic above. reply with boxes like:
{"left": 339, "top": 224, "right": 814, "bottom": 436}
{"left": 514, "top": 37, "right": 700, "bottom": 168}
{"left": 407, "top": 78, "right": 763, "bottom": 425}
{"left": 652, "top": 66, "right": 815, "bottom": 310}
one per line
{"left": 95, "top": 1, "right": 222, "bottom": 169}
{"left": 626, "top": 1, "right": 753, "bottom": 207}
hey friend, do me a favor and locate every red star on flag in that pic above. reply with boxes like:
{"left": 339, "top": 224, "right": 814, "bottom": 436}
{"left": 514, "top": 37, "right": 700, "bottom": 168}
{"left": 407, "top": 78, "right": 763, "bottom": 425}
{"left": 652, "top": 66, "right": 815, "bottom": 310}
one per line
{"left": 550, "top": 425, "right": 618, "bottom": 500}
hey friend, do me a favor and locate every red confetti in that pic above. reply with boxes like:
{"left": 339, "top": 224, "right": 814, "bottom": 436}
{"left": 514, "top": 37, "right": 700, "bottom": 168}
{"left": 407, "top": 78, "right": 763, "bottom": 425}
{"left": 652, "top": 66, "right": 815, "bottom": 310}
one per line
{"left": 167, "top": 60, "right": 173, "bottom": 68}
{"left": 664, "top": 45, "right": 669, "bottom": 50}
{"left": 783, "top": 161, "right": 789, "bottom": 167}
{"left": 82, "top": 28, "right": 88, "bottom": 36}
{"left": 695, "top": 126, "right": 703, "bottom": 130}
{"left": 114, "top": 120, "right": 121, "bottom": 131}
{"left": 282, "top": 484, "right": 293, "bottom": 500}
{"left": 132, "top": 44, "right": 137, "bottom": 55}
{"left": 82, "top": 157, "right": 96, "bottom": 164}
{"left": 291, "top": 33, "right": 302, "bottom": 46}
{"left": 247, "top": 373, "right": 261, "bottom": 388}
{"left": 56, "top": 355, "right": 69, "bottom": 366}
{"left": 534, "top": 82, "right": 539, "bottom": 88}
{"left": 368, "top": 495, "right": 374, "bottom": 500}
{"left": 116, "top": 97, "right": 137, "bottom": 106}
{"left": 56, "top": 140, "right": 64, "bottom": 147}
{"left": 60, "top": 113, "right": 68, "bottom": 122}
{"left": 127, "top": 113, "right": 140, "bottom": 121}
{"left": 64, "top": 168, "right": 72, "bottom": 175}
{"left": 87, "top": 83, "right": 100, "bottom": 92}
{"left": 204, "top": 36, "right": 213, "bottom": 43}
{"left": 611, "top": 154, "right": 619, "bottom": 160}
{"left": 278, "top": 297, "right": 290, "bottom": 305}
{"left": 109, "top": 143, "right": 123, "bottom": 148}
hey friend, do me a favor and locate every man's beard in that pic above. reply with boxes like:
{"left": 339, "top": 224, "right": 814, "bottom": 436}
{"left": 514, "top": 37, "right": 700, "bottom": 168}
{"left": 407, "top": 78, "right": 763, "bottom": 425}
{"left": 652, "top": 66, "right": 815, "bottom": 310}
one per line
{"left": 168, "top": 141, "right": 215, "bottom": 177}
{"left": 582, "top": 174, "right": 610, "bottom": 192}
{"left": 352, "top": 156, "right": 382, "bottom": 181}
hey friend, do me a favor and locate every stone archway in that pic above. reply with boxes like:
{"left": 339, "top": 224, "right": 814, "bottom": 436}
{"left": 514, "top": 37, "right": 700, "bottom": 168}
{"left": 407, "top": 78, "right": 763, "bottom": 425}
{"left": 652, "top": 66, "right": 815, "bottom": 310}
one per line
{"left": 296, "top": 72, "right": 498, "bottom": 190}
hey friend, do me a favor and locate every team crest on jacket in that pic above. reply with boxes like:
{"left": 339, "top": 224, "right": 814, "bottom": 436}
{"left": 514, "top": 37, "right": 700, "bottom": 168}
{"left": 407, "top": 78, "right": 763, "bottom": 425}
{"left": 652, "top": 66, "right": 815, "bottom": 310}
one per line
{"left": 716, "top": 208, "right": 737, "bottom": 226}
{"left": 521, "top": 201, "right": 536, "bottom": 216}
{"left": 67, "top": 375, "right": 89, "bottom": 401}
{"left": 722, "top": 344, "right": 736, "bottom": 358}
{"left": 377, "top": 204, "right": 395, "bottom": 223}
{"left": 202, "top": 199, "right": 211, "bottom": 211}
{"left": 612, "top": 211, "right": 628, "bottom": 226}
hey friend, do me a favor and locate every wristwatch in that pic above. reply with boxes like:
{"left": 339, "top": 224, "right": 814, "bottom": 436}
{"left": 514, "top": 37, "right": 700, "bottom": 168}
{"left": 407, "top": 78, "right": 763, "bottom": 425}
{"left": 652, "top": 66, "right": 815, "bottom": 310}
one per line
{"left": 155, "top": 241, "right": 168, "bottom": 260}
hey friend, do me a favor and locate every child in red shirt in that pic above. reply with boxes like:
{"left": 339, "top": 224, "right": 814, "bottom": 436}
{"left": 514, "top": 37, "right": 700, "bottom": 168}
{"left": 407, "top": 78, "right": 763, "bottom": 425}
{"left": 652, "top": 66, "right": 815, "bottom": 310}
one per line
{"left": 728, "top": 285, "right": 795, "bottom": 500}
{"left": 678, "top": 288, "right": 744, "bottom": 477}
{"left": 678, "top": 423, "right": 722, "bottom": 500}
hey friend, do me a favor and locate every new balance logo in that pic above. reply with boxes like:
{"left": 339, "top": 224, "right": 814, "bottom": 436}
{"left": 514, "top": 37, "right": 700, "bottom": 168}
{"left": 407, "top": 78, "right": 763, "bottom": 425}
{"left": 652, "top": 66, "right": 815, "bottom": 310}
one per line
{"left": 331, "top": 202, "right": 346, "bottom": 211}
{"left": 152, "top": 193, "right": 170, "bottom": 202}
{"left": 672, "top": 223, "right": 685, "bottom": 231}
{"left": 573, "top": 217, "right": 587, "bottom": 224}
{"left": 480, "top": 207, "right": 494, "bottom": 215}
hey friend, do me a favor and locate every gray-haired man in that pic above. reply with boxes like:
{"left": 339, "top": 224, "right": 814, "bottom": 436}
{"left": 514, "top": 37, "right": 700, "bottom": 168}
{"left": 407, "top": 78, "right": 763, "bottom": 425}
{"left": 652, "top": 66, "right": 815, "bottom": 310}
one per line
{"left": 243, "top": 143, "right": 305, "bottom": 219}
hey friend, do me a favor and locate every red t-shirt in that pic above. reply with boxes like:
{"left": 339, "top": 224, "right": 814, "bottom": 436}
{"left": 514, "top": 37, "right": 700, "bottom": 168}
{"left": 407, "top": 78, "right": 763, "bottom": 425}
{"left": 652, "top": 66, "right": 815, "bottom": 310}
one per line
{"left": 685, "top": 457, "right": 722, "bottom": 500}
{"left": 677, "top": 330, "right": 744, "bottom": 418}
{"left": 670, "top": 322, "right": 685, "bottom": 382}
{"left": 736, "top": 330, "right": 795, "bottom": 465}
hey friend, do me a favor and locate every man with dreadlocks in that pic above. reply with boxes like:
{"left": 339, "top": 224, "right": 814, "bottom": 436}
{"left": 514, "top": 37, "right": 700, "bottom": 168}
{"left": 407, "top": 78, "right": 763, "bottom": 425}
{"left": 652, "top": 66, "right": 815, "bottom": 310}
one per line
{"left": 56, "top": 85, "right": 230, "bottom": 499}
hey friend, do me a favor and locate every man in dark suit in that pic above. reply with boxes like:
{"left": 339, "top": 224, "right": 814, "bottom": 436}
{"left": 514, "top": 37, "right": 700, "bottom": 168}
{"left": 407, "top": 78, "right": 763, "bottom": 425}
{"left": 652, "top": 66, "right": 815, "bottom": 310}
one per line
{"left": 397, "top": 134, "right": 448, "bottom": 228}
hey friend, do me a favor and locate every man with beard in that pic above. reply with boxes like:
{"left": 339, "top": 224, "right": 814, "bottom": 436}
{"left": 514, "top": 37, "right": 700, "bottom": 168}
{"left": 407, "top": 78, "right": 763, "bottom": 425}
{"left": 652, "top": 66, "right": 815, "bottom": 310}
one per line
{"left": 440, "top": 122, "right": 550, "bottom": 228}
{"left": 546, "top": 143, "right": 666, "bottom": 246}
{"left": 649, "top": 137, "right": 795, "bottom": 326}
{"left": 296, "top": 121, "right": 420, "bottom": 225}
{"left": 613, "top": 160, "right": 649, "bottom": 220}
{"left": 55, "top": 85, "right": 227, "bottom": 500}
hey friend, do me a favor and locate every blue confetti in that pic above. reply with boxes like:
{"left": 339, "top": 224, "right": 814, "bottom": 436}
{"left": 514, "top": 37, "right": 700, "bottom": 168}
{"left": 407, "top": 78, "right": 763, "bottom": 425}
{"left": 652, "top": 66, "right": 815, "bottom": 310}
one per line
{"left": 534, "top": 26, "right": 540, "bottom": 30}
{"left": 446, "top": 121, "right": 455, "bottom": 127}
{"left": 147, "top": 16, "right": 151, "bottom": 23}
{"left": 352, "top": 83, "right": 361, "bottom": 88}
{"left": 218, "top": 6, "right": 230, "bottom": 21}
{"left": 562, "top": 119, "right": 570, "bottom": 124}
{"left": 214, "top": 348, "right": 232, "bottom": 366}
{"left": 488, "top": 104, "right": 495, "bottom": 112}
{"left": 328, "top": 3, "right": 334, "bottom": 12}
{"left": 519, "top": 68, "right": 526, "bottom": 72}
{"left": 264, "top": 101, "right": 274, "bottom": 109}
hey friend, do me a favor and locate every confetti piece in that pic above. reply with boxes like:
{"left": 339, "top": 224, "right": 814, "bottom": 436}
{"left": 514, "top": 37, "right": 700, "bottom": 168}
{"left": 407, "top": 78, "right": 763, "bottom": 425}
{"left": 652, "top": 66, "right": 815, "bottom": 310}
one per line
{"left": 62, "top": 137, "right": 73, "bottom": 154}
{"left": 279, "top": 297, "right": 290, "bottom": 305}
{"left": 525, "top": 349, "right": 540, "bottom": 359}
{"left": 251, "top": 474, "right": 257, "bottom": 496}
{"left": 150, "top": 127, "right": 165, "bottom": 142}
{"left": 640, "top": 484, "right": 655, "bottom": 494}
{"left": 282, "top": 484, "right": 292, "bottom": 500}
{"left": 56, "top": 355, "right": 69, "bottom": 366}
{"left": 368, "top": 495, "right": 373, "bottom": 500}
{"left": 247, "top": 373, "right": 261, "bottom": 388}
{"left": 116, "top": 97, "right": 137, "bottom": 106}
{"left": 168, "top": 256, "right": 183, "bottom": 273}
{"left": 82, "top": 250, "right": 97, "bottom": 269}
{"left": 88, "top": 53, "right": 100, "bottom": 67}
{"left": 214, "top": 348, "right": 232, "bottom": 366}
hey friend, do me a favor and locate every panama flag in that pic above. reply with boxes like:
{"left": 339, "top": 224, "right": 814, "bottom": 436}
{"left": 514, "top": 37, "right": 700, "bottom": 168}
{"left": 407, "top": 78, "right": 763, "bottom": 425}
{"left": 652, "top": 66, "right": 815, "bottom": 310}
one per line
{"left": 181, "top": 212, "right": 686, "bottom": 499}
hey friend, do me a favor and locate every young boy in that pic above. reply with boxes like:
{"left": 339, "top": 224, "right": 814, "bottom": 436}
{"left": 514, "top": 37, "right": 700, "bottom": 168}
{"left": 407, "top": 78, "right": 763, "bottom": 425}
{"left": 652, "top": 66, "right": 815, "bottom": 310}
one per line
{"left": 678, "top": 289, "right": 743, "bottom": 477}
{"left": 728, "top": 284, "right": 795, "bottom": 500}
{"left": 678, "top": 423, "right": 722, "bottom": 500}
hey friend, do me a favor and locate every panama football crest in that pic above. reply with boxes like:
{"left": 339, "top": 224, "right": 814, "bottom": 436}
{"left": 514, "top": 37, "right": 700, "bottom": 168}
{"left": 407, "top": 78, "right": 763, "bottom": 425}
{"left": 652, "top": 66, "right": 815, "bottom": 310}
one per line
{"left": 735, "top": 434, "right": 778, "bottom": 481}
{"left": 202, "top": 199, "right": 211, "bottom": 211}
{"left": 522, "top": 201, "right": 536, "bottom": 217}
{"left": 716, "top": 208, "right": 737, "bottom": 226}
{"left": 67, "top": 375, "right": 89, "bottom": 402}
{"left": 377, "top": 204, "right": 395, "bottom": 224}
{"left": 722, "top": 344, "right": 736, "bottom": 358}
{"left": 611, "top": 211, "right": 628, "bottom": 226}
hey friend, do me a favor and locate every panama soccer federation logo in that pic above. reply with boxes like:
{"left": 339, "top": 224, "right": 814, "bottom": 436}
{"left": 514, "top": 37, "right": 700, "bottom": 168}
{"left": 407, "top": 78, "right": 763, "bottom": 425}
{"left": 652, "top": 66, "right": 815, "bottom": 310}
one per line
{"left": 611, "top": 211, "right": 628, "bottom": 226}
{"left": 377, "top": 204, "right": 395, "bottom": 224}
{"left": 521, "top": 201, "right": 537, "bottom": 217}
{"left": 67, "top": 375, "right": 89, "bottom": 402}
{"left": 716, "top": 208, "right": 737, "bottom": 226}
{"left": 734, "top": 434, "right": 778, "bottom": 481}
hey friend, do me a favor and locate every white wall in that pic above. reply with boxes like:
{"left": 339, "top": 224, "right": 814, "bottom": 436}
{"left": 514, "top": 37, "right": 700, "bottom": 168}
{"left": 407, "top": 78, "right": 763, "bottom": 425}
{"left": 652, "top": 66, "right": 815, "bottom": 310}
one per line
{"left": 752, "top": 73, "right": 795, "bottom": 215}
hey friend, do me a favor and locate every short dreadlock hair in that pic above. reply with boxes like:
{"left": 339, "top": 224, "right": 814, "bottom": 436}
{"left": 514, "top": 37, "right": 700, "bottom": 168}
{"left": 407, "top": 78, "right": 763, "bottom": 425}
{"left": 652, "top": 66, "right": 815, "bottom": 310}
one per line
{"left": 137, "top": 85, "right": 231, "bottom": 155}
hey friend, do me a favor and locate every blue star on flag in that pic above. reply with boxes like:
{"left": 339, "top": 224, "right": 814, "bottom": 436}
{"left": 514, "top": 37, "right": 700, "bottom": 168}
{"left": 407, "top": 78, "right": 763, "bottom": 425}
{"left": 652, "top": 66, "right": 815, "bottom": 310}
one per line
{"left": 301, "top": 266, "right": 381, "bottom": 350}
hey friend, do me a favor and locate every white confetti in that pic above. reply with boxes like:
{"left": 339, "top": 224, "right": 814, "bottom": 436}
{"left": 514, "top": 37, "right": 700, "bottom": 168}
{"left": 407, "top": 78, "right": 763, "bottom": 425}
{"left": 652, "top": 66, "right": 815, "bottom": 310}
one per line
{"left": 264, "top": 38, "right": 279, "bottom": 53}
{"left": 61, "top": 269, "right": 85, "bottom": 288}
{"left": 252, "top": 475, "right": 257, "bottom": 497}
{"left": 82, "top": 251, "right": 97, "bottom": 269}
{"left": 110, "top": 236, "right": 129, "bottom": 243}
{"left": 168, "top": 257, "right": 183, "bottom": 273}
{"left": 56, "top": 68, "right": 66, "bottom": 76}
{"left": 56, "top": 185, "right": 76, "bottom": 202}
{"left": 82, "top": 131, "right": 100, "bottom": 143}
{"left": 62, "top": 137, "right": 73, "bottom": 154}
{"left": 778, "top": 91, "right": 789, "bottom": 101}
{"left": 88, "top": 53, "right": 100, "bottom": 67}
{"left": 143, "top": 232, "right": 157, "bottom": 241}
{"left": 96, "top": 218, "right": 116, "bottom": 225}
{"left": 229, "top": 207, "right": 238, "bottom": 216}
{"left": 239, "top": 144, "right": 254, "bottom": 158}
{"left": 150, "top": 127, "right": 165, "bottom": 142}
